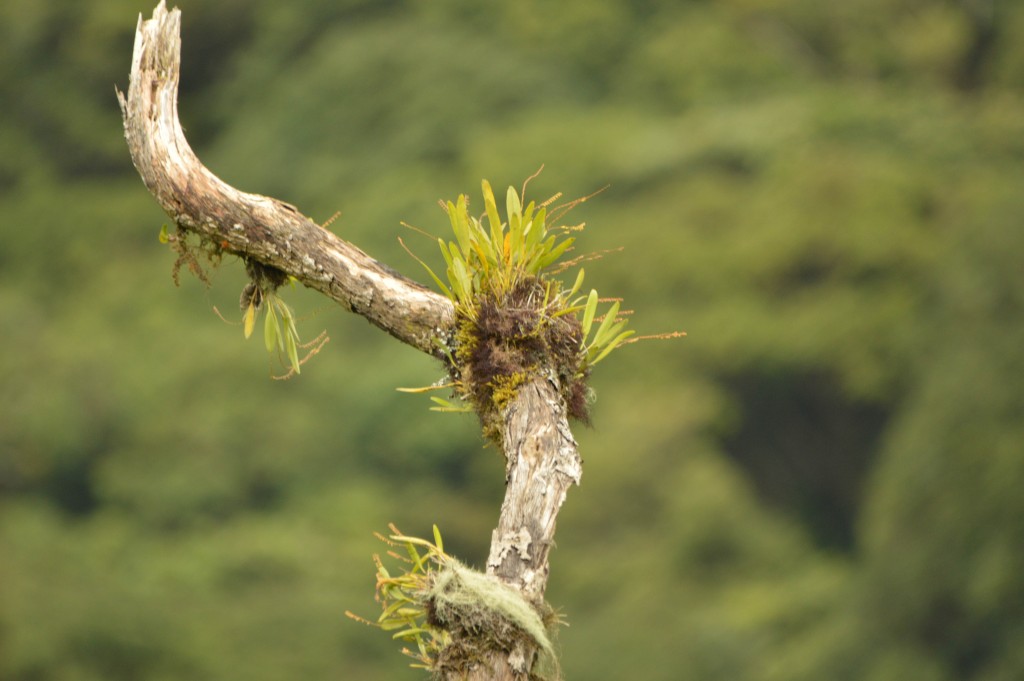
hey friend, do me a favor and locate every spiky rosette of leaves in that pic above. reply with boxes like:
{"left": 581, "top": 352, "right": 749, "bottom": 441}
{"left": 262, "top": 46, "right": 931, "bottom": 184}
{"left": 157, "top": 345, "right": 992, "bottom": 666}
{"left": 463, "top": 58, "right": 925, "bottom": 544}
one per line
{"left": 403, "top": 177, "right": 637, "bottom": 436}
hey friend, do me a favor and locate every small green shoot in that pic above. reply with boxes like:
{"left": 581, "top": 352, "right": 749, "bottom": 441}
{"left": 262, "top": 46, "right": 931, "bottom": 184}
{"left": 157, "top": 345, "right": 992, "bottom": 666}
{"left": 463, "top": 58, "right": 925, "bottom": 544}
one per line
{"left": 240, "top": 278, "right": 327, "bottom": 378}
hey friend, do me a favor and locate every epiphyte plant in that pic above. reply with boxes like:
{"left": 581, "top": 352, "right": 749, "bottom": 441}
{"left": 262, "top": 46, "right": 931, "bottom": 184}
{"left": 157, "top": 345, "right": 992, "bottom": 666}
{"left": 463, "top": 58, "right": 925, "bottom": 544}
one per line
{"left": 402, "top": 174, "right": 656, "bottom": 435}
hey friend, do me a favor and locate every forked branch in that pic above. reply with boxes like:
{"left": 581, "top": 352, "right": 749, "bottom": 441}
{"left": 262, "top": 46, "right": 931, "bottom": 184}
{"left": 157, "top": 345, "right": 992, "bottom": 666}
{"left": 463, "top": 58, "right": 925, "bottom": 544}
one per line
{"left": 120, "top": 4, "right": 582, "bottom": 679}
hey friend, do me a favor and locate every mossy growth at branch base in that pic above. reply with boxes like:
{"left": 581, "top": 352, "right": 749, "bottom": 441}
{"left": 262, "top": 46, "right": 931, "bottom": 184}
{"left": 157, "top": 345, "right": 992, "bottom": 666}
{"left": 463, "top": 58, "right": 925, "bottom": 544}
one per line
{"left": 428, "top": 560, "right": 561, "bottom": 681}
{"left": 452, "top": 277, "right": 589, "bottom": 443}
{"left": 346, "top": 526, "right": 562, "bottom": 680}
{"left": 404, "top": 174, "right": 656, "bottom": 444}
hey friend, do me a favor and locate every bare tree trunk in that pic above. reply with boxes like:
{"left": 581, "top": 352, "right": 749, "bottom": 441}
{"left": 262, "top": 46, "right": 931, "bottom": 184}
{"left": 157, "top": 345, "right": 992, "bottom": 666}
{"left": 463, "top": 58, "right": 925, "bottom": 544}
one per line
{"left": 489, "top": 375, "right": 581, "bottom": 604}
{"left": 481, "top": 376, "right": 581, "bottom": 679}
{"left": 119, "top": 4, "right": 580, "bottom": 678}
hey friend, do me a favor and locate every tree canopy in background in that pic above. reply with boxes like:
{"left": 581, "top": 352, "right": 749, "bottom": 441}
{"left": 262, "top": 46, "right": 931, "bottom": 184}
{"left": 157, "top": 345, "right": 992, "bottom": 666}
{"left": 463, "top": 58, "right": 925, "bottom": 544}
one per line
{"left": 2, "top": 1, "right": 1023, "bottom": 680}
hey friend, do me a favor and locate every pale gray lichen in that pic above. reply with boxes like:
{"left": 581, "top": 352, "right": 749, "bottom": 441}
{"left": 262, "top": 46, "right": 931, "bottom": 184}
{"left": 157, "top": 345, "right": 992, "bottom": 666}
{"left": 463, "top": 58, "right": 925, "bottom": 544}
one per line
{"left": 427, "top": 561, "right": 560, "bottom": 681}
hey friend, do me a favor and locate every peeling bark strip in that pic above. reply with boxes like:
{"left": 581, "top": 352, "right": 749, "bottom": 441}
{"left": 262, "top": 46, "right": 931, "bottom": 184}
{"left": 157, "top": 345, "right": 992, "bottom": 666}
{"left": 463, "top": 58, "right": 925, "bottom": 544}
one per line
{"left": 463, "top": 376, "right": 581, "bottom": 681}
{"left": 121, "top": 4, "right": 582, "bottom": 679}
{"left": 117, "top": 1, "right": 454, "bottom": 356}
{"left": 489, "top": 376, "right": 582, "bottom": 603}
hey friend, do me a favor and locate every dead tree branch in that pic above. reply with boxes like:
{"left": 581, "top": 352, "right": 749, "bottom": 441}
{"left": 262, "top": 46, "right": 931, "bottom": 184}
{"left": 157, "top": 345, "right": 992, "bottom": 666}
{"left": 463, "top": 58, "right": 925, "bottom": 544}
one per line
{"left": 117, "top": 1, "right": 454, "bottom": 356}
{"left": 120, "top": 3, "right": 581, "bottom": 678}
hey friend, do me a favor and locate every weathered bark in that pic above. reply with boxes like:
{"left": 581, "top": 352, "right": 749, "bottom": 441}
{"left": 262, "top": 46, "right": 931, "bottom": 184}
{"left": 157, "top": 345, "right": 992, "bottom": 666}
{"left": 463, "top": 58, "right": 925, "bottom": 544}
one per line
{"left": 488, "top": 375, "right": 582, "bottom": 603}
{"left": 477, "top": 375, "right": 581, "bottom": 680}
{"left": 120, "top": 4, "right": 581, "bottom": 678}
{"left": 117, "top": 2, "right": 453, "bottom": 356}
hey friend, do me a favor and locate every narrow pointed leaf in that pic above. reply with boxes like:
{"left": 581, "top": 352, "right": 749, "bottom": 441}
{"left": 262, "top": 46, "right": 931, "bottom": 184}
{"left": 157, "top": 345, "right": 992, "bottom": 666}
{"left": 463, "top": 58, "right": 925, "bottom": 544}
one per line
{"left": 521, "top": 199, "right": 535, "bottom": 225}
{"left": 482, "top": 180, "right": 503, "bottom": 248}
{"left": 591, "top": 300, "right": 621, "bottom": 348}
{"left": 506, "top": 185, "right": 522, "bottom": 221}
{"left": 264, "top": 304, "right": 281, "bottom": 352}
{"left": 402, "top": 238, "right": 453, "bottom": 300}
{"left": 392, "top": 628, "right": 431, "bottom": 640}
{"left": 536, "top": 236, "right": 575, "bottom": 270}
{"left": 451, "top": 196, "right": 472, "bottom": 259}
{"left": 568, "top": 267, "right": 586, "bottom": 298}
{"left": 438, "top": 238, "right": 454, "bottom": 270}
{"left": 285, "top": 330, "right": 301, "bottom": 374}
{"left": 590, "top": 329, "right": 635, "bottom": 365}
{"left": 451, "top": 257, "right": 472, "bottom": 304}
{"left": 526, "top": 206, "right": 547, "bottom": 250}
{"left": 581, "top": 290, "right": 599, "bottom": 340}
{"left": 243, "top": 302, "right": 256, "bottom": 339}
{"left": 432, "top": 524, "right": 444, "bottom": 553}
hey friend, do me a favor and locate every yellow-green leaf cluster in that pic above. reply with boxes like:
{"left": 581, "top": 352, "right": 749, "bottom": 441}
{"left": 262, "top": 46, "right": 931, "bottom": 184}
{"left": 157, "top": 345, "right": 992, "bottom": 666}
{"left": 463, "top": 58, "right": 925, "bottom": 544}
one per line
{"left": 415, "top": 179, "right": 634, "bottom": 375}
{"left": 402, "top": 178, "right": 645, "bottom": 426}
{"left": 345, "top": 525, "right": 452, "bottom": 671}
{"left": 418, "top": 180, "right": 578, "bottom": 316}
{"left": 241, "top": 283, "right": 304, "bottom": 376}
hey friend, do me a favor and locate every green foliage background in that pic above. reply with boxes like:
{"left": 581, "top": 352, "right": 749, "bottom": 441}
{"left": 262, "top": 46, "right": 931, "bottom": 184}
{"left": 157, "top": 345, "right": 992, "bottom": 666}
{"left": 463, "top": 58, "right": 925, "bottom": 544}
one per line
{"left": 2, "top": 1, "right": 1023, "bottom": 679}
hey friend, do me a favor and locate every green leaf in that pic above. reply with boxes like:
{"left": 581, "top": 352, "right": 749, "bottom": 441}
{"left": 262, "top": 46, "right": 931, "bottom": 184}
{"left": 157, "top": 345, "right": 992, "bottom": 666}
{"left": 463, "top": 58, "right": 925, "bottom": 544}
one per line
{"left": 451, "top": 257, "right": 472, "bottom": 305}
{"left": 404, "top": 238, "right": 454, "bottom": 300}
{"left": 432, "top": 525, "right": 444, "bottom": 553}
{"left": 379, "top": 619, "right": 410, "bottom": 632}
{"left": 404, "top": 543, "right": 427, "bottom": 572}
{"left": 551, "top": 304, "right": 585, "bottom": 318}
{"left": 469, "top": 220, "right": 497, "bottom": 268}
{"left": 590, "top": 300, "right": 621, "bottom": 349}
{"left": 590, "top": 329, "right": 635, "bottom": 365}
{"left": 243, "top": 302, "right": 256, "bottom": 339}
{"left": 482, "top": 179, "right": 504, "bottom": 249}
{"left": 506, "top": 186, "right": 523, "bottom": 258}
{"left": 428, "top": 265, "right": 455, "bottom": 301}
{"left": 438, "top": 238, "right": 454, "bottom": 270}
{"left": 536, "top": 236, "right": 575, "bottom": 270}
{"left": 568, "top": 267, "right": 586, "bottom": 299}
{"left": 429, "top": 396, "right": 472, "bottom": 412}
{"left": 282, "top": 304, "right": 299, "bottom": 341}
{"left": 445, "top": 199, "right": 461, "bottom": 238}
{"left": 506, "top": 186, "right": 522, "bottom": 223}
{"left": 264, "top": 303, "right": 281, "bottom": 352}
{"left": 392, "top": 628, "right": 431, "bottom": 640}
{"left": 285, "top": 330, "right": 301, "bottom": 374}
{"left": 525, "top": 206, "right": 547, "bottom": 250}
{"left": 581, "top": 289, "right": 599, "bottom": 340}
{"left": 521, "top": 199, "right": 535, "bottom": 226}
{"left": 450, "top": 196, "right": 472, "bottom": 260}
{"left": 158, "top": 224, "right": 169, "bottom": 243}
{"left": 379, "top": 599, "right": 413, "bottom": 621}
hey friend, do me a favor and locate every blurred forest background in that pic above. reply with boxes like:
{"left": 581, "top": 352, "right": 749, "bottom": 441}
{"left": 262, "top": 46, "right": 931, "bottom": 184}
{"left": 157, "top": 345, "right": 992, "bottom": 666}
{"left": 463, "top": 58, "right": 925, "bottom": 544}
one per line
{"left": 2, "top": 0, "right": 1023, "bottom": 680}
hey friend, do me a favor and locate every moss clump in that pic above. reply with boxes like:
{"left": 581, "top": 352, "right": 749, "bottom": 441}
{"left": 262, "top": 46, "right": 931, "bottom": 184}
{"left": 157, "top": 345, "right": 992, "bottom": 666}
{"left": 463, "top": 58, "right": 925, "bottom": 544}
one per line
{"left": 449, "top": 276, "right": 590, "bottom": 444}
{"left": 427, "top": 561, "right": 561, "bottom": 681}
{"left": 349, "top": 525, "right": 561, "bottom": 679}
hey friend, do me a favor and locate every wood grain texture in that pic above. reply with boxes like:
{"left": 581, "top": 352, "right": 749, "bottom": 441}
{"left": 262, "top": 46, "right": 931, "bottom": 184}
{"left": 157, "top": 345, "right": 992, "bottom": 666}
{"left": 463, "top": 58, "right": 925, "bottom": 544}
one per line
{"left": 117, "top": 1, "right": 454, "bottom": 356}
